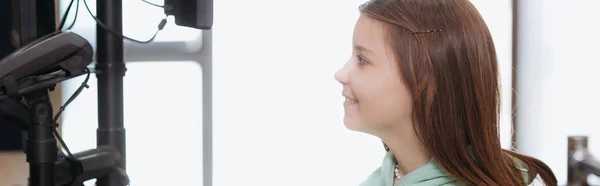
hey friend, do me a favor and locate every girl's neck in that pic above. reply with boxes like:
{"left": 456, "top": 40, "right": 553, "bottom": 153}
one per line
{"left": 381, "top": 128, "right": 431, "bottom": 177}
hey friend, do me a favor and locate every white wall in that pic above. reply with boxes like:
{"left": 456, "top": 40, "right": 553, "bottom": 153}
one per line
{"left": 212, "top": 1, "right": 382, "bottom": 185}
{"left": 516, "top": 0, "right": 600, "bottom": 184}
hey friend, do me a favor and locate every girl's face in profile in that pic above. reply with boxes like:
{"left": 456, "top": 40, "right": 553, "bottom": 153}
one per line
{"left": 335, "top": 14, "right": 413, "bottom": 135}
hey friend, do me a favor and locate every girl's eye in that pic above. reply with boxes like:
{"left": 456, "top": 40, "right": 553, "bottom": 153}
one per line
{"left": 357, "top": 56, "right": 368, "bottom": 66}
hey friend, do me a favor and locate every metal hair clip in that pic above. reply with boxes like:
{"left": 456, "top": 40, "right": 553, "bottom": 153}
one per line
{"left": 413, "top": 29, "right": 442, "bottom": 35}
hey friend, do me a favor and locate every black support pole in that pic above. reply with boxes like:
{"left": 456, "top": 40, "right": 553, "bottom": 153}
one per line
{"left": 95, "top": 0, "right": 127, "bottom": 186}
{"left": 25, "top": 91, "right": 57, "bottom": 186}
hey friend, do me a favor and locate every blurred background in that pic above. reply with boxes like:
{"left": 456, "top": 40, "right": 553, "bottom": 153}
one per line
{"left": 1, "top": 0, "right": 599, "bottom": 185}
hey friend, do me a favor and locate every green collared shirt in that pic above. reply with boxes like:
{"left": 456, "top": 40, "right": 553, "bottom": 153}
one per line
{"left": 359, "top": 151, "right": 532, "bottom": 186}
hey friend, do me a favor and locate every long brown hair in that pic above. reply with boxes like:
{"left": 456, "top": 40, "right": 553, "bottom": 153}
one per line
{"left": 360, "top": 0, "right": 557, "bottom": 185}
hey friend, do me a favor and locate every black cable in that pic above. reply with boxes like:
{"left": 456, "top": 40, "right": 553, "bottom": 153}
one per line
{"left": 53, "top": 130, "right": 83, "bottom": 186}
{"left": 53, "top": 68, "right": 89, "bottom": 157}
{"left": 82, "top": 0, "right": 167, "bottom": 44}
{"left": 58, "top": 0, "right": 76, "bottom": 30}
{"left": 141, "top": 0, "right": 164, "bottom": 8}
{"left": 53, "top": 69, "right": 90, "bottom": 124}
{"left": 66, "top": 0, "right": 80, "bottom": 30}
{"left": 53, "top": 68, "right": 90, "bottom": 185}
